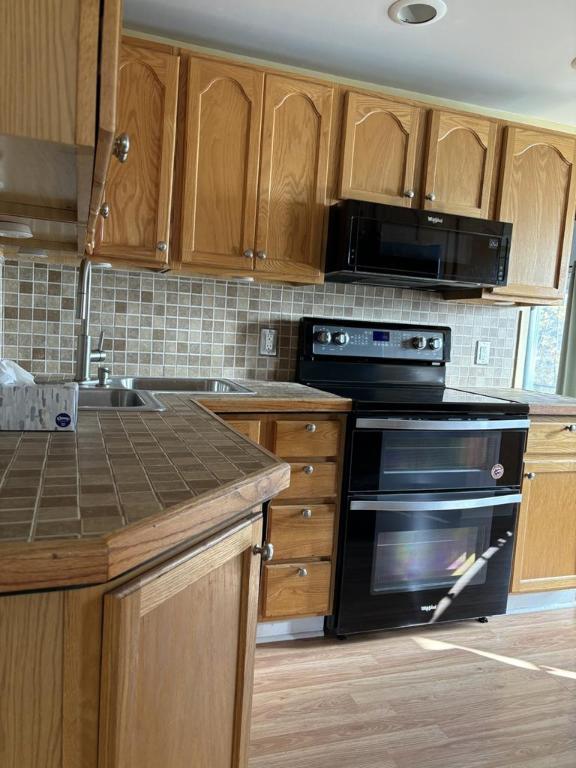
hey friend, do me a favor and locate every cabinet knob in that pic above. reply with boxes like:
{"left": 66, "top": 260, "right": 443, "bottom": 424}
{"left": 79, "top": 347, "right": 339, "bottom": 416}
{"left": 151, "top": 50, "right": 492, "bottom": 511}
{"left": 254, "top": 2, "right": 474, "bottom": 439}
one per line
{"left": 243, "top": 249, "right": 254, "bottom": 259}
{"left": 302, "top": 508, "right": 313, "bottom": 519}
{"left": 404, "top": 190, "right": 415, "bottom": 199}
{"left": 99, "top": 202, "right": 110, "bottom": 219}
{"left": 257, "top": 250, "right": 267, "bottom": 260}
{"left": 112, "top": 132, "right": 130, "bottom": 163}
{"left": 566, "top": 424, "right": 576, "bottom": 432}
{"left": 297, "top": 568, "right": 309, "bottom": 578}
{"left": 306, "top": 423, "right": 317, "bottom": 432}
{"left": 426, "top": 192, "right": 436, "bottom": 202}
{"left": 303, "top": 465, "right": 314, "bottom": 475}
{"left": 156, "top": 241, "right": 168, "bottom": 253}
{"left": 525, "top": 472, "right": 537, "bottom": 481}
{"left": 253, "top": 541, "right": 274, "bottom": 562}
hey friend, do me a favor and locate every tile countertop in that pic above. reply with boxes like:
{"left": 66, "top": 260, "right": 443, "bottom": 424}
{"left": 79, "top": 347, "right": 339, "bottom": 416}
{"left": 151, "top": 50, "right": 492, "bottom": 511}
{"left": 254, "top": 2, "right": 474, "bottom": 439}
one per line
{"left": 195, "top": 380, "right": 352, "bottom": 412}
{"left": 0, "top": 396, "right": 290, "bottom": 594}
{"left": 458, "top": 387, "right": 576, "bottom": 416}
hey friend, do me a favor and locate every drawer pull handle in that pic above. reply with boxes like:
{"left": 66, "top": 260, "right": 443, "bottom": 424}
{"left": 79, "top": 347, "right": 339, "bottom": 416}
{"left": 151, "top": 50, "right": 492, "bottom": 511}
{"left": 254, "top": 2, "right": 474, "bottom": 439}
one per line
{"left": 304, "top": 465, "right": 314, "bottom": 475}
{"left": 253, "top": 542, "right": 274, "bottom": 562}
{"left": 566, "top": 424, "right": 576, "bottom": 432}
{"left": 297, "top": 568, "right": 309, "bottom": 577}
{"left": 525, "top": 472, "right": 537, "bottom": 481}
{"left": 302, "top": 508, "right": 313, "bottom": 519}
{"left": 306, "top": 423, "right": 317, "bottom": 432}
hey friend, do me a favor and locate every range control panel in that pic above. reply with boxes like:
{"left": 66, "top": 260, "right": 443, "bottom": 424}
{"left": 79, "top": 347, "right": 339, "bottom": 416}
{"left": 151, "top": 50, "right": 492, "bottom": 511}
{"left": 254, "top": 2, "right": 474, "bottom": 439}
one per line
{"left": 311, "top": 323, "right": 448, "bottom": 361}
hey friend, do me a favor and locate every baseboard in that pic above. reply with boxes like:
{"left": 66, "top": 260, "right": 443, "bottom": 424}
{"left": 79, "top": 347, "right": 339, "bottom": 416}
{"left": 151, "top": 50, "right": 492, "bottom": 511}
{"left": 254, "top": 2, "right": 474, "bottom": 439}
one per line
{"left": 507, "top": 589, "right": 576, "bottom": 614}
{"left": 256, "top": 617, "right": 325, "bottom": 643}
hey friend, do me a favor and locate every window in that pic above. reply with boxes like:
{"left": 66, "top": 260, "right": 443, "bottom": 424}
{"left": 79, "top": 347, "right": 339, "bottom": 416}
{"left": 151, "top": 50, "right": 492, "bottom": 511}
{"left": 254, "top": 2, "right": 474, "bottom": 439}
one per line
{"left": 522, "top": 304, "right": 568, "bottom": 393}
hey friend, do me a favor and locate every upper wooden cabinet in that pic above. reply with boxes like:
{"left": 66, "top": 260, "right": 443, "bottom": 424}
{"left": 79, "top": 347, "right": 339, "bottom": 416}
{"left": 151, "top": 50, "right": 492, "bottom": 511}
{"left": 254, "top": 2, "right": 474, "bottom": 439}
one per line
{"left": 0, "top": 0, "right": 121, "bottom": 255}
{"left": 339, "top": 92, "right": 421, "bottom": 206}
{"left": 423, "top": 110, "right": 497, "bottom": 218}
{"left": 180, "top": 59, "right": 264, "bottom": 273}
{"left": 490, "top": 127, "right": 576, "bottom": 303}
{"left": 254, "top": 75, "right": 334, "bottom": 283}
{"left": 94, "top": 40, "right": 179, "bottom": 267}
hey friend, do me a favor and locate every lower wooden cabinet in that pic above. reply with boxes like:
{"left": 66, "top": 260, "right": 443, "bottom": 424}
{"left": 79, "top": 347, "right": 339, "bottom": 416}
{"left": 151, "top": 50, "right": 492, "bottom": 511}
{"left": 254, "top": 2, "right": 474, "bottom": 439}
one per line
{"left": 267, "top": 503, "right": 335, "bottom": 559}
{"left": 511, "top": 459, "right": 576, "bottom": 593}
{"left": 261, "top": 561, "right": 332, "bottom": 619}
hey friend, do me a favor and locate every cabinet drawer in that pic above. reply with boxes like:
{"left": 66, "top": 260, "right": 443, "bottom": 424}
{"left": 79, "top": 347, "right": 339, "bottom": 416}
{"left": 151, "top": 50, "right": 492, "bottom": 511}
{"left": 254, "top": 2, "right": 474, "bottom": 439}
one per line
{"left": 224, "top": 418, "right": 262, "bottom": 444}
{"left": 272, "top": 419, "right": 341, "bottom": 458}
{"left": 261, "top": 561, "right": 332, "bottom": 619}
{"left": 527, "top": 421, "right": 576, "bottom": 455}
{"left": 268, "top": 503, "right": 335, "bottom": 559}
{"left": 276, "top": 462, "right": 338, "bottom": 499}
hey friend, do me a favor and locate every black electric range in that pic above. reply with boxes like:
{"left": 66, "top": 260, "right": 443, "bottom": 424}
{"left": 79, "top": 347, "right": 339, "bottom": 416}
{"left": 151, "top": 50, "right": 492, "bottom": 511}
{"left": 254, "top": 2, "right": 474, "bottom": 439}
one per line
{"left": 296, "top": 317, "right": 529, "bottom": 637}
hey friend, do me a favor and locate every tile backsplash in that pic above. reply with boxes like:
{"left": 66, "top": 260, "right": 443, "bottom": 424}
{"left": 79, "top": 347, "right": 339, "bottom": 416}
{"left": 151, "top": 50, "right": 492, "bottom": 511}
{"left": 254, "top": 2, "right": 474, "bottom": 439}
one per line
{"left": 0, "top": 259, "right": 519, "bottom": 388}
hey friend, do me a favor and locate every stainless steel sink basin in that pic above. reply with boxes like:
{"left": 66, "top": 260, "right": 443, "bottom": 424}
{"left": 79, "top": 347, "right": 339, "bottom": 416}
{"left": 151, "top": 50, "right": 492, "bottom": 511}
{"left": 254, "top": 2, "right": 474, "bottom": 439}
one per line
{"left": 84, "top": 377, "right": 255, "bottom": 395}
{"left": 78, "top": 388, "right": 164, "bottom": 411}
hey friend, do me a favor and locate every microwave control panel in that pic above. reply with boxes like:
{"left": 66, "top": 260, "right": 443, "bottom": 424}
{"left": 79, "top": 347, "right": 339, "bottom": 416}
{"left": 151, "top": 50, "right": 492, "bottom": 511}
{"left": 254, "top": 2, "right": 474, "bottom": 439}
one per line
{"left": 311, "top": 323, "right": 447, "bottom": 361}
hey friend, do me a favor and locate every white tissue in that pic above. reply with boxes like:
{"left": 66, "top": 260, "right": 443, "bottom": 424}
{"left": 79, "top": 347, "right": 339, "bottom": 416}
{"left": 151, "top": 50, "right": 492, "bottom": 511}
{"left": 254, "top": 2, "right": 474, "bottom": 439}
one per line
{"left": 0, "top": 360, "right": 36, "bottom": 386}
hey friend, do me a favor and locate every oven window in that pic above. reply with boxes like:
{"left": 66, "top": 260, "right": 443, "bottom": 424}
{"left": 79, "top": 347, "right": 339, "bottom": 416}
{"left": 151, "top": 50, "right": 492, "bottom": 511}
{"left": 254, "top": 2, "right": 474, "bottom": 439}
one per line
{"left": 371, "top": 520, "right": 489, "bottom": 594}
{"left": 350, "top": 428, "right": 525, "bottom": 492}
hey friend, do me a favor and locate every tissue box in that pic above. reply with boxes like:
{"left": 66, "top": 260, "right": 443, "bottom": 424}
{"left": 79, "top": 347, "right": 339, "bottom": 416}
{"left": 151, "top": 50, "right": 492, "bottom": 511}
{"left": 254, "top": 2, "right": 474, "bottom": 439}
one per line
{"left": 0, "top": 383, "right": 78, "bottom": 431}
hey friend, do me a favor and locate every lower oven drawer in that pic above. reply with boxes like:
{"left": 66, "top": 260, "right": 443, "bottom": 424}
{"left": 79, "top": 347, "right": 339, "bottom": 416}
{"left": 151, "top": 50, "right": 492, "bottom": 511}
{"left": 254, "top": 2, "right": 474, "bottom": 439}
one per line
{"left": 268, "top": 503, "right": 336, "bottom": 559}
{"left": 261, "top": 562, "right": 332, "bottom": 619}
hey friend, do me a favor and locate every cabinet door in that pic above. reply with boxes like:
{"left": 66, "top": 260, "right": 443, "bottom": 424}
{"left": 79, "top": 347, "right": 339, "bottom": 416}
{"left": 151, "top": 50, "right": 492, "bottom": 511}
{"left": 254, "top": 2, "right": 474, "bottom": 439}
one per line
{"left": 339, "top": 92, "right": 421, "bottom": 206}
{"left": 94, "top": 41, "right": 179, "bottom": 266}
{"left": 255, "top": 74, "right": 334, "bottom": 283}
{"left": 423, "top": 110, "right": 497, "bottom": 218}
{"left": 225, "top": 418, "right": 263, "bottom": 444}
{"left": 493, "top": 127, "right": 576, "bottom": 302}
{"left": 511, "top": 462, "right": 576, "bottom": 593}
{"left": 180, "top": 58, "right": 264, "bottom": 272}
{"left": 98, "top": 516, "right": 263, "bottom": 768}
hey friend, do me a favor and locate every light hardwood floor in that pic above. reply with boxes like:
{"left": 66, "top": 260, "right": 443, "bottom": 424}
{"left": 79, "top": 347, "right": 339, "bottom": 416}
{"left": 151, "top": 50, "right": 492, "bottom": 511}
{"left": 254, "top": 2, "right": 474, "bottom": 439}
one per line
{"left": 249, "top": 609, "right": 576, "bottom": 768}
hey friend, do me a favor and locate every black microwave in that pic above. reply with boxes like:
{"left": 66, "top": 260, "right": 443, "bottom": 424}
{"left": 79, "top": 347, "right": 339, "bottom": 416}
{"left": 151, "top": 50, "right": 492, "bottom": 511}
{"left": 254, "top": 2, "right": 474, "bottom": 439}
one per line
{"left": 324, "top": 200, "right": 512, "bottom": 291}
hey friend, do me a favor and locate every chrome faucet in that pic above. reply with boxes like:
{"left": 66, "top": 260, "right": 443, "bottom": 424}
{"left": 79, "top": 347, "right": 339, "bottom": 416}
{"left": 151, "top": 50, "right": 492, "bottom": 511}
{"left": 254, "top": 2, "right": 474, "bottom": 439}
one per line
{"left": 75, "top": 258, "right": 106, "bottom": 383}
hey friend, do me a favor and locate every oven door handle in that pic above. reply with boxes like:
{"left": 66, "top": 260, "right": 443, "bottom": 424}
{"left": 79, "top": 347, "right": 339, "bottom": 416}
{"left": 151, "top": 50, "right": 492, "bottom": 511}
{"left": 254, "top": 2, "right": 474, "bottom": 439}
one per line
{"left": 350, "top": 494, "right": 522, "bottom": 512}
{"left": 355, "top": 418, "right": 531, "bottom": 431}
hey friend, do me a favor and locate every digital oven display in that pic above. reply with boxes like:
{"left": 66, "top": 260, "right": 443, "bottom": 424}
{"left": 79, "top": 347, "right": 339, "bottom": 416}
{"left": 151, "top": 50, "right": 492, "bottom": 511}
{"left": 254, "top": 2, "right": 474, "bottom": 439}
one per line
{"left": 373, "top": 331, "right": 390, "bottom": 342}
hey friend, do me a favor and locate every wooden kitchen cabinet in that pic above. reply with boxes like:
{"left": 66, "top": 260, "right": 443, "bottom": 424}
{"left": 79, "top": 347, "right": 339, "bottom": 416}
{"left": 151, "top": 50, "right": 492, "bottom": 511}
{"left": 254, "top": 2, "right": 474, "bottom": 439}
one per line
{"left": 512, "top": 461, "right": 576, "bottom": 593}
{"left": 94, "top": 39, "right": 179, "bottom": 267}
{"left": 339, "top": 91, "right": 421, "bottom": 206}
{"left": 99, "top": 515, "right": 263, "bottom": 768}
{"left": 179, "top": 58, "right": 264, "bottom": 273}
{"left": 423, "top": 110, "right": 497, "bottom": 218}
{"left": 254, "top": 75, "right": 334, "bottom": 283}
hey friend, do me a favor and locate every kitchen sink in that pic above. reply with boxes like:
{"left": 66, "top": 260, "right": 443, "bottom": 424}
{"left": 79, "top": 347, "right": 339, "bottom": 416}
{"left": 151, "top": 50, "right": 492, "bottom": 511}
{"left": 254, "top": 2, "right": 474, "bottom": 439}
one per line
{"left": 83, "top": 377, "right": 255, "bottom": 395}
{"left": 78, "top": 388, "right": 164, "bottom": 411}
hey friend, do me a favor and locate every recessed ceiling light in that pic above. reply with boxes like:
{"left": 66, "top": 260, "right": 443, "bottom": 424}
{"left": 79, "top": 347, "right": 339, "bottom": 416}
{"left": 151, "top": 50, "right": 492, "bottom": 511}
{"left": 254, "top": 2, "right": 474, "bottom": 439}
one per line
{"left": 0, "top": 219, "right": 33, "bottom": 239}
{"left": 388, "top": 0, "right": 447, "bottom": 25}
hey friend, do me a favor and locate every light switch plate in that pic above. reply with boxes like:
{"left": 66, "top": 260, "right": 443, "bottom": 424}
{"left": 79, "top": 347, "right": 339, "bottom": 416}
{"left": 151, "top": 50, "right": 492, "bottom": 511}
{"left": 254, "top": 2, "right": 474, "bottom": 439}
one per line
{"left": 475, "top": 341, "right": 491, "bottom": 366}
{"left": 259, "top": 328, "right": 278, "bottom": 357}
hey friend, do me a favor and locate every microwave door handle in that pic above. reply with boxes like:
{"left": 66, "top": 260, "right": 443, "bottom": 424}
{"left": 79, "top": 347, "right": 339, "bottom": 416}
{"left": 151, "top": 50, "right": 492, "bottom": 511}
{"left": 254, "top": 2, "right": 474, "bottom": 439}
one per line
{"left": 350, "top": 494, "right": 522, "bottom": 513}
{"left": 355, "top": 419, "right": 531, "bottom": 431}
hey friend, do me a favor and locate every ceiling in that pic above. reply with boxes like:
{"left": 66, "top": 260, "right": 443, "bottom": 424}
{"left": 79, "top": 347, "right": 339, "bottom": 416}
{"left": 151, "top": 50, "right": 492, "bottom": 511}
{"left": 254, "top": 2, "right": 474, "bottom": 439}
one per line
{"left": 124, "top": 0, "right": 576, "bottom": 127}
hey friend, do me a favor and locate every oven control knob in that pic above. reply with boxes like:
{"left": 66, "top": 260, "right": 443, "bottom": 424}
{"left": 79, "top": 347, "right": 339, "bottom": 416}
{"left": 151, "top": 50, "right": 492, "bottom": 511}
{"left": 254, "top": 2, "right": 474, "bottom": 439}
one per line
{"left": 412, "top": 336, "right": 427, "bottom": 350}
{"left": 333, "top": 332, "right": 350, "bottom": 346}
{"left": 314, "top": 330, "right": 332, "bottom": 344}
{"left": 428, "top": 337, "right": 442, "bottom": 350}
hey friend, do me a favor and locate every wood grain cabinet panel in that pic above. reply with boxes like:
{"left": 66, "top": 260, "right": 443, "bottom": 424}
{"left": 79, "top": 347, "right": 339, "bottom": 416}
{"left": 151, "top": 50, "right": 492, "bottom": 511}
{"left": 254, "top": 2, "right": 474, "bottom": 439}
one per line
{"left": 512, "top": 462, "right": 576, "bottom": 593}
{"left": 272, "top": 419, "right": 341, "bottom": 458}
{"left": 492, "top": 127, "right": 576, "bottom": 302}
{"left": 276, "top": 462, "right": 338, "bottom": 500}
{"left": 94, "top": 41, "right": 179, "bottom": 267}
{"left": 268, "top": 503, "right": 336, "bottom": 559}
{"left": 423, "top": 110, "right": 497, "bottom": 218}
{"left": 180, "top": 58, "right": 264, "bottom": 272}
{"left": 526, "top": 419, "right": 576, "bottom": 455}
{"left": 254, "top": 75, "right": 334, "bottom": 283}
{"left": 98, "top": 516, "right": 263, "bottom": 768}
{"left": 225, "top": 419, "right": 263, "bottom": 444}
{"left": 261, "top": 561, "right": 332, "bottom": 619}
{"left": 339, "top": 91, "right": 421, "bottom": 206}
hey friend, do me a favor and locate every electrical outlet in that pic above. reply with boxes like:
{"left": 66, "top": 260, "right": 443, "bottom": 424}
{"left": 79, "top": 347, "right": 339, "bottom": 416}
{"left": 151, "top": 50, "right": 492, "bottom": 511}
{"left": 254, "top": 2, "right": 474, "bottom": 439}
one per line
{"left": 259, "top": 328, "right": 278, "bottom": 357}
{"left": 475, "top": 341, "right": 491, "bottom": 366}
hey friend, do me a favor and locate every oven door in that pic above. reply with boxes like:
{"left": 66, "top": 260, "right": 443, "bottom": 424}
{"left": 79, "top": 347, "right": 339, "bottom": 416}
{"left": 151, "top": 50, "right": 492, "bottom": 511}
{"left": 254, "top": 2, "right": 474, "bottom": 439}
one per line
{"left": 331, "top": 490, "right": 520, "bottom": 635}
{"left": 350, "top": 417, "right": 529, "bottom": 492}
